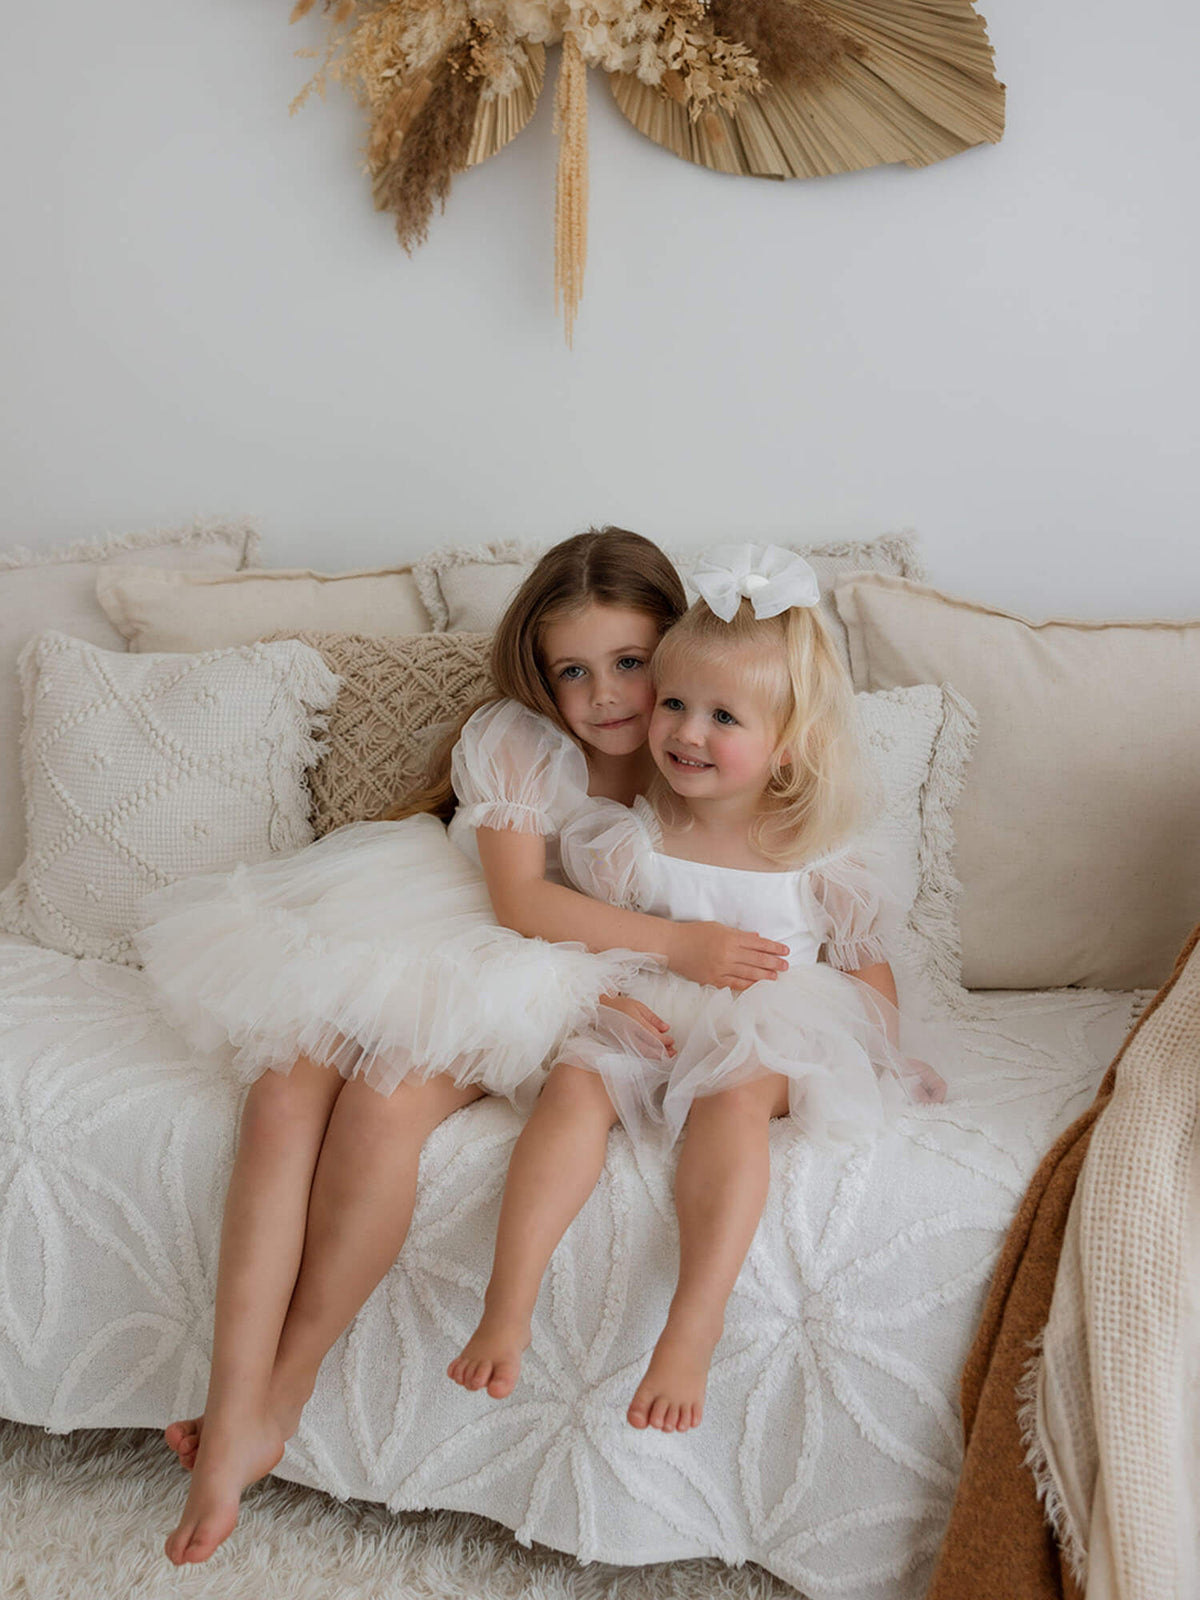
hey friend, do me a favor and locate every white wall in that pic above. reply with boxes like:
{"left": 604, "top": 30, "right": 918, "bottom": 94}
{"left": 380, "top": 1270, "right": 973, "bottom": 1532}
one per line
{"left": 2, "top": 1, "right": 1197, "bottom": 618}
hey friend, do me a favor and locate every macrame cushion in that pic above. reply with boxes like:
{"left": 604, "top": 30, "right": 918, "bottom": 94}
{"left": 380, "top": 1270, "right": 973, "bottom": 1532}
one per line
{"left": 0, "top": 521, "right": 259, "bottom": 885}
{"left": 412, "top": 533, "right": 925, "bottom": 669}
{"left": 0, "top": 633, "right": 338, "bottom": 965}
{"left": 266, "top": 631, "right": 494, "bottom": 835}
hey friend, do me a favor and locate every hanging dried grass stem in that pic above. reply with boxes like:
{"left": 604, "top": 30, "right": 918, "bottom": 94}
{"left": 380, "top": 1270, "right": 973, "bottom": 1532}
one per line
{"left": 373, "top": 46, "right": 483, "bottom": 252}
{"left": 554, "top": 33, "right": 589, "bottom": 348}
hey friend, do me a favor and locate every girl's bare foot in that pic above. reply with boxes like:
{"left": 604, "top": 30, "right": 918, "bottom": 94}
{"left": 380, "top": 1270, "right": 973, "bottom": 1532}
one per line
{"left": 447, "top": 1311, "right": 530, "bottom": 1399}
{"left": 627, "top": 1313, "right": 721, "bottom": 1433}
{"left": 163, "top": 1411, "right": 285, "bottom": 1565}
{"left": 164, "top": 1416, "right": 203, "bottom": 1471}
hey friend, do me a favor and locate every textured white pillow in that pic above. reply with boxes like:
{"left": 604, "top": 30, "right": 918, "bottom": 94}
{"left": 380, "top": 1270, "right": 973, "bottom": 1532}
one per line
{"left": 0, "top": 520, "right": 259, "bottom": 884}
{"left": 0, "top": 633, "right": 338, "bottom": 965}
{"left": 412, "top": 534, "right": 925, "bottom": 668}
{"left": 857, "top": 683, "right": 978, "bottom": 1011}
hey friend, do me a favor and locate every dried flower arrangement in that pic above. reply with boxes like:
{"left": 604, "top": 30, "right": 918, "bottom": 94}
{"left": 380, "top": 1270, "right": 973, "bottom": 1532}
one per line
{"left": 291, "top": 0, "right": 1005, "bottom": 341}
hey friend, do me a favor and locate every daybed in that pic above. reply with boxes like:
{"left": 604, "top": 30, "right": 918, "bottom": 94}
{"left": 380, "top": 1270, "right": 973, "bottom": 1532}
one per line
{"left": 1, "top": 523, "right": 1193, "bottom": 1600}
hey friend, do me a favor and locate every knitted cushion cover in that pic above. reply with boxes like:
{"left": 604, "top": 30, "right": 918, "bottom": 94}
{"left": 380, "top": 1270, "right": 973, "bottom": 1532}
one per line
{"left": 0, "top": 633, "right": 338, "bottom": 964}
{"left": 268, "top": 631, "right": 494, "bottom": 836}
{"left": 0, "top": 520, "right": 259, "bottom": 884}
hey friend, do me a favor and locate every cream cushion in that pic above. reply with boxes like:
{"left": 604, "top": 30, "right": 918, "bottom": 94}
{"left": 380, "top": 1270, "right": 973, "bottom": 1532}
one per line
{"left": 0, "top": 633, "right": 338, "bottom": 965}
{"left": 834, "top": 573, "right": 1200, "bottom": 991}
{"left": 412, "top": 534, "right": 925, "bottom": 668}
{"left": 0, "top": 522, "right": 258, "bottom": 885}
{"left": 95, "top": 565, "right": 430, "bottom": 652}
{"left": 267, "top": 631, "right": 494, "bottom": 835}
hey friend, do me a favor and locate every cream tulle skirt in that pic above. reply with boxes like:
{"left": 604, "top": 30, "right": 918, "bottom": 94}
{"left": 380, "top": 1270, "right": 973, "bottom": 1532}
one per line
{"left": 135, "top": 815, "right": 650, "bottom": 1105}
{"left": 558, "top": 963, "right": 935, "bottom": 1148}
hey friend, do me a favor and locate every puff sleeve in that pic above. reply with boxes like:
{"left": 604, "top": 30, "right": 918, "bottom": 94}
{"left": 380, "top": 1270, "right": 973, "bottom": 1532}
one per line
{"left": 450, "top": 700, "right": 590, "bottom": 837}
{"left": 803, "top": 839, "right": 906, "bottom": 972}
{"left": 558, "top": 797, "right": 657, "bottom": 911}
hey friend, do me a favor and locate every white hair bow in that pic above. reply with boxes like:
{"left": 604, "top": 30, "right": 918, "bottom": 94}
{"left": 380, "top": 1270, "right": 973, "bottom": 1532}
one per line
{"left": 690, "top": 544, "right": 821, "bottom": 622}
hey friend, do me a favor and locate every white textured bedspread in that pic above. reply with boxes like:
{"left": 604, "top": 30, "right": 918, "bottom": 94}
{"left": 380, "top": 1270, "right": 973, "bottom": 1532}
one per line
{"left": 0, "top": 934, "right": 1136, "bottom": 1598}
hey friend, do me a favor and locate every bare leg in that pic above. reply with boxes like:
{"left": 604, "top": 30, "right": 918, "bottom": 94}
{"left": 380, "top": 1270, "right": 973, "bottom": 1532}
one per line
{"left": 628, "top": 1073, "right": 789, "bottom": 1434}
{"left": 448, "top": 1064, "right": 618, "bottom": 1399}
{"left": 165, "top": 1068, "right": 484, "bottom": 1563}
{"left": 164, "top": 1059, "right": 343, "bottom": 1564}
{"left": 267, "top": 1073, "right": 485, "bottom": 1428}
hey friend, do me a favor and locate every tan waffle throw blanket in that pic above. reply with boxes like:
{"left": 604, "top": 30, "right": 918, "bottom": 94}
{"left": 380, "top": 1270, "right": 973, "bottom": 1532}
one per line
{"left": 927, "top": 925, "right": 1200, "bottom": 1600}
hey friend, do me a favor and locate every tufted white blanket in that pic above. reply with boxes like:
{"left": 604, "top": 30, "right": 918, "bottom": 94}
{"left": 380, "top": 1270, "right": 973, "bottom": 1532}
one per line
{"left": 0, "top": 933, "right": 1136, "bottom": 1599}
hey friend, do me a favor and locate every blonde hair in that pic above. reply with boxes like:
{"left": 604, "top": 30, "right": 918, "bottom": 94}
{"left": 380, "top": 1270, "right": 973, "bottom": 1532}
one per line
{"left": 650, "top": 597, "right": 869, "bottom": 865}
{"left": 388, "top": 527, "right": 687, "bottom": 820}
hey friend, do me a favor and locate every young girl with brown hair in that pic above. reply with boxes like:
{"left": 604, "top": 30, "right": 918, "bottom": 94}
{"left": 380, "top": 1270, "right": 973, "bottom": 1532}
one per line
{"left": 449, "top": 544, "right": 945, "bottom": 1433}
{"left": 138, "top": 527, "right": 789, "bottom": 1566}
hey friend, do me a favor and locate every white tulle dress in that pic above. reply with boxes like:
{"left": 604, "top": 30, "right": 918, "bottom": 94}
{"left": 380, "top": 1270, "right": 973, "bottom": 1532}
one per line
{"left": 135, "top": 700, "right": 649, "bottom": 1105}
{"left": 557, "top": 797, "right": 931, "bottom": 1148}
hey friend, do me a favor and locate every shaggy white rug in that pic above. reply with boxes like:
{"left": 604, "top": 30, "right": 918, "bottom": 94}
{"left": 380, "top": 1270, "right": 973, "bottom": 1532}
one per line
{"left": 0, "top": 1419, "right": 796, "bottom": 1600}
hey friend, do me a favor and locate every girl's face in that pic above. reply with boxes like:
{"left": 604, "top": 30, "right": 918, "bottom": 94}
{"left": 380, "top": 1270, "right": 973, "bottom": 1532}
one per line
{"left": 542, "top": 603, "right": 661, "bottom": 758}
{"left": 649, "top": 652, "right": 782, "bottom": 805}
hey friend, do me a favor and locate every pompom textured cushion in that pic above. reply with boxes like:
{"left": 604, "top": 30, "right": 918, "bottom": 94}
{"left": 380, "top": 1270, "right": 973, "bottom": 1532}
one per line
{"left": 836, "top": 573, "right": 1200, "bottom": 991}
{"left": 95, "top": 564, "right": 430, "bottom": 653}
{"left": 857, "top": 684, "right": 978, "bottom": 1010}
{"left": 0, "top": 521, "right": 258, "bottom": 884}
{"left": 412, "top": 533, "right": 926, "bottom": 668}
{"left": 0, "top": 634, "right": 338, "bottom": 964}
{"left": 266, "top": 631, "right": 494, "bottom": 835}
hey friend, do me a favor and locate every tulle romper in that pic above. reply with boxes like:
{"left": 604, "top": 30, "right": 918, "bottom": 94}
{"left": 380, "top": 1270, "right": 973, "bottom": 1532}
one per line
{"left": 557, "top": 797, "right": 927, "bottom": 1147}
{"left": 135, "top": 700, "right": 647, "bottom": 1105}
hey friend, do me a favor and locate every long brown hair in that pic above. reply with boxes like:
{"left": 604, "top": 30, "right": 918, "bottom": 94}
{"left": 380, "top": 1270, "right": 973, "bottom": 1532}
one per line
{"left": 388, "top": 527, "right": 687, "bottom": 821}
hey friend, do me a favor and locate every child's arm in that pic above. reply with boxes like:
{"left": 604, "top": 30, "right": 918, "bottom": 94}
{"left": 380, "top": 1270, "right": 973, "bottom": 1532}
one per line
{"left": 849, "top": 959, "right": 947, "bottom": 1103}
{"left": 847, "top": 960, "right": 899, "bottom": 1045}
{"left": 476, "top": 827, "right": 788, "bottom": 992}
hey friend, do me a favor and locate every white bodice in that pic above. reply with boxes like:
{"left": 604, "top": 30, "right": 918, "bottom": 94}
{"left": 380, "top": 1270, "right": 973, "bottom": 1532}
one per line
{"left": 633, "top": 847, "right": 825, "bottom": 965}
{"left": 561, "top": 796, "right": 897, "bottom": 973}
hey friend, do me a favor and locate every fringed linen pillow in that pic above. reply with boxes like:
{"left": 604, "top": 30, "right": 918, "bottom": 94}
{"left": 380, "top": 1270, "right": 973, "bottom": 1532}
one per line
{"left": 837, "top": 573, "right": 1200, "bottom": 991}
{"left": 412, "top": 533, "right": 925, "bottom": 669}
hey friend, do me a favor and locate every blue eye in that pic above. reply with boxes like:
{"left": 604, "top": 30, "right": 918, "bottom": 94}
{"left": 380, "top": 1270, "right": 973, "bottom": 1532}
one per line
{"left": 661, "top": 697, "right": 684, "bottom": 712}
{"left": 616, "top": 656, "right": 645, "bottom": 671}
{"left": 558, "top": 664, "right": 586, "bottom": 681}
{"left": 714, "top": 709, "right": 737, "bottom": 726}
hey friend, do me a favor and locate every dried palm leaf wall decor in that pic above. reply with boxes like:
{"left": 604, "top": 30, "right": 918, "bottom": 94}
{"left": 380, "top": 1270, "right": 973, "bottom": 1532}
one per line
{"left": 290, "top": 0, "right": 1004, "bottom": 342}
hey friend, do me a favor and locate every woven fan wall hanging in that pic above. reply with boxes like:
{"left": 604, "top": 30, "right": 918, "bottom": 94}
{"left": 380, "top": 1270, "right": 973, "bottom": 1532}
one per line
{"left": 291, "top": 0, "right": 1005, "bottom": 342}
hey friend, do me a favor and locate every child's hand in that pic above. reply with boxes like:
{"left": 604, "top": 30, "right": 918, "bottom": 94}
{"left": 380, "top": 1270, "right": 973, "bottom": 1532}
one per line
{"left": 599, "top": 994, "right": 675, "bottom": 1055}
{"left": 906, "top": 1059, "right": 947, "bottom": 1104}
{"left": 671, "top": 923, "right": 789, "bottom": 992}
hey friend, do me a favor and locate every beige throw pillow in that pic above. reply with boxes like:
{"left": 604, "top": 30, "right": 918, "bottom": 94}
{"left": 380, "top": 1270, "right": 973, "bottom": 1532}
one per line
{"left": 412, "top": 534, "right": 925, "bottom": 669}
{"left": 835, "top": 573, "right": 1200, "bottom": 991}
{"left": 0, "top": 633, "right": 337, "bottom": 964}
{"left": 96, "top": 565, "right": 430, "bottom": 652}
{"left": 0, "top": 521, "right": 258, "bottom": 885}
{"left": 269, "top": 632, "right": 494, "bottom": 835}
